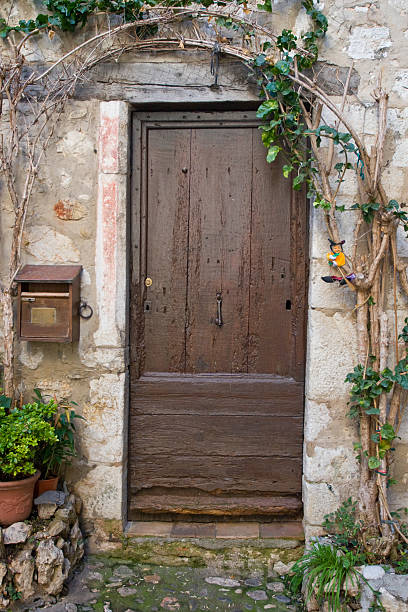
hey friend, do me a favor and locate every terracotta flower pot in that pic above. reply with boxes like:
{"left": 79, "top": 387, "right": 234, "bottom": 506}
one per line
{"left": 35, "top": 476, "right": 59, "bottom": 498}
{"left": 0, "top": 471, "right": 40, "bottom": 527}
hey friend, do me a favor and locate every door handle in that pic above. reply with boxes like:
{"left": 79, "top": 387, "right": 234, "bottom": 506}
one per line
{"left": 215, "top": 292, "right": 223, "bottom": 327}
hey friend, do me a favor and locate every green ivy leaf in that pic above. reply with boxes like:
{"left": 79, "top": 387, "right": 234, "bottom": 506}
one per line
{"left": 255, "top": 54, "right": 267, "bottom": 66}
{"left": 368, "top": 456, "right": 381, "bottom": 470}
{"left": 364, "top": 406, "right": 380, "bottom": 415}
{"left": 266, "top": 145, "right": 281, "bottom": 163}
{"left": 256, "top": 100, "right": 279, "bottom": 118}
{"left": 274, "top": 60, "right": 291, "bottom": 75}
{"left": 293, "top": 174, "right": 305, "bottom": 190}
{"left": 257, "top": 0, "right": 272, "bottom": 11}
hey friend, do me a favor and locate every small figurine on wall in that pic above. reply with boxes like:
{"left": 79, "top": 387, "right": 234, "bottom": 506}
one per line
{"left": 321, "top": 239, "right": 356, "bottom": 289}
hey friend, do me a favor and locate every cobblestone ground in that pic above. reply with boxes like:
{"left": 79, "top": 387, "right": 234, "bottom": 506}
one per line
{"left": 22, "top": 556, "right": 297, "bottom": 612}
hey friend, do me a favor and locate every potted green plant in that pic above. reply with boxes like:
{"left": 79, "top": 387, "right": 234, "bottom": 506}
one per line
{"left": 0, "top": 395, "right": 58, "bottom": 526}
{"left": 34, "top": 390, "right": 84, "bottom": 496}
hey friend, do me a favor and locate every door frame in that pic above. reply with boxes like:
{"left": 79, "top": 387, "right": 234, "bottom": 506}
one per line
{"left": 128, "top": 108, "right": 309, "bottom": 520}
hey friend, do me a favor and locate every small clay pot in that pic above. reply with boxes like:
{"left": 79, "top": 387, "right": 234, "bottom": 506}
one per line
{"left": 0, "top": 471, "right": 40, "bottom": 526}
{"left": 35, "top": 476, "right": 59, "bottom": 498}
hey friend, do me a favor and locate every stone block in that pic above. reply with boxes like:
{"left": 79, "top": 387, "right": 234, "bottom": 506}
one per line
{"left": 99, "top": 101, "right": 129, "bottom": 175}
{"left": 94, "top": 172, "right": 128, "bottom": 348}
{"left": 362, "top": 565, "right": 385, "bottom": 580}
{"left": 309, "top": 205, "right": 359, "bottom": 261}
{"left": 38, "top": 503, "right": 57, "bottom": 520}
{"left": 56, "top": 129, "right": 95, "bottom": 161}
{"left": 47, "top": 519, "right": 68, "bottom": 537}
{"left": 34, "top": 490, "right": 66, "bottom": 506}
{"left": 393, "top": 71, "right": 408, "bottom": 101}
{"left": 390, "top": 0, "right": 408, "bottom": 13}
{"left": 55, "top": 504, "right": 76, "bottom": 525}
{"left": 303, "top": 525, "right": 325, "bottom": 541}
{"left": 381, "top": 169, "right": 407, "bottom": 206}
{"left": 19, "top": 343, "right": 44, "bottom": 370}
{"left": 36, "top": 539, "right": 65, "bottom": 595}
{"left": 170, "top": 522, "right": 216, "bottom": 538}
{"left": 9, "top": 546, "right": 35, "bottom": 599}
{"left": 3, "top": 522, "right": 31, "bottom": 545}
{"left": 304, "top": 445, "right": 359, "bottom": 484}
{"left": 379, "top": 587, "right": 408, "bottom": 612}
{"left": 308, "top": 261, "right": 356, "bottom": 311}
{"left": 305, "top": 310, "right": 357, "bottom": 402}
{"left": 126, "top": 521, "right": 172, "bottom": 537}
{"left": 24, "top": 225, "right": 80, "bottom": 264}
{"left": 74, "top": 464, "right": 124, "bottom": 520}
{"left": 393, "top": 140, "right": 408, "bottom": 168}
{"left": 303, "top": 400, "right": 331, "bottom": 443}
{"left": 382, "top": 574, "right": 408, "bottom": 602}
{"left": 344, "top": 573, "right": 359, "bottom": 597}
{"left": 80, "top": 373, "right": 126, "bottom": 463}
{"left": 216, "top": 522, "right": 259, "bottom": 539}
{"left": 79, "top": 347, "right": 127, "bottom": 371}
{"left": 303, "top": 479, "right": 341, "bottom": 525}
{"left": 259, "top": 522, "right": 304, "bottom": 539}
{"left": 273, "top": 560, "right": 295, "bottom": 576}
{"left": 348, "top": 27, "right": 392, "bottom": 60}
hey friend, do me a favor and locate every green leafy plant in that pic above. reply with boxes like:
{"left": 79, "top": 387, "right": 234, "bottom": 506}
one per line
{"left": 5, "top": 584, "right": 22, "bottom": 601}
{"left": 0, "top": 401, "right": 58, "bottom": 480}
{"left": 0, "top": 0, "right": 251, "bottom": 38}
{"left": 323, "top": 498, "right": 365, "bottom": 553}
{"left": 33, "top": 389, "right": 85, "bottom": 479}
{"left": 345, "top": 360, "right": 393, "bottom": 419}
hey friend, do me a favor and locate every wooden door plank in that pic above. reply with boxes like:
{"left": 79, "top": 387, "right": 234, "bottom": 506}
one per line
{"left": 130, "top": 392, "right": 302, "bottom": 417}
{"left": 185, "top": 127, "right": 252, "bottom": 373}
{"left": 144, "top": 127, "right": 190, "bottom": 372}
{"left": 291, "top": 184, "right": 309, "bottom": 381}
{"left": 129, "top": 490, "right": 302, "bottom": 516}
{"left": 129, "top": 455, "right": 301, "bottom": 493}
{"left": 248, "top": 129, "right": 294, "bottom": 376}
{"left": 130, "top": 414, "right": 303, "bottom": 457}
{"left": 130, "top": 374, "right": 303, "bottom": 416}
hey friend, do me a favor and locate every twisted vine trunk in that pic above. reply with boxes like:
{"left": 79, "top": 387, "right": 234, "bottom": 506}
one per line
{"left": 355, "top": 287, "right": 378, "bottom": 528}
{"left": 1, "top": 291, "right": 14, "bottom": 398}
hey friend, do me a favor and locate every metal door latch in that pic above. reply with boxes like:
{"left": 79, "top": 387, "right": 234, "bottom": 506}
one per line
{"left": 215, "top": 291, "right": 223, "bottom": 327}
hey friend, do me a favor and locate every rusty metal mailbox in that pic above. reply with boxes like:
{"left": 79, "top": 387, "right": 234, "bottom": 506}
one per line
{"left": 15, "top": 265, "right": 82, "bottom": 342}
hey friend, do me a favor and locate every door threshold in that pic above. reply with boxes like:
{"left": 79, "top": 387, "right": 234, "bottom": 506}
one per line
{"left": 125, "top": 520, "right": 304, "bottom": 541}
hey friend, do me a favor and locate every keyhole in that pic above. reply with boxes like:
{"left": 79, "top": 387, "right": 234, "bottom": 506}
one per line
{"left": 286, "top": 300, "right": 292, "bottom": 310}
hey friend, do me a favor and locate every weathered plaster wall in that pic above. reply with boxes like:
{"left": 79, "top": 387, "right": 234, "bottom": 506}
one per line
{"left": 0, "top": 0, "right": 407, "bottom": 537}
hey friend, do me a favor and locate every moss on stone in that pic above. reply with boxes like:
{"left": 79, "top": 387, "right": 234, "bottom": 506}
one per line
{"left": 91, "top": 539, "right": 304, "bottom": 572}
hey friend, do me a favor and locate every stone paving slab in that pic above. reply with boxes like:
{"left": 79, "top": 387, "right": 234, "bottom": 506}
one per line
{"left": 18, "top": 555, "right": 297, "bottom": 612}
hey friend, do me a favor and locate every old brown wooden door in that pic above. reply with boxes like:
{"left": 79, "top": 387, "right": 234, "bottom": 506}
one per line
{"left": 129, "top": 111, "right": 307, "bottom": 519}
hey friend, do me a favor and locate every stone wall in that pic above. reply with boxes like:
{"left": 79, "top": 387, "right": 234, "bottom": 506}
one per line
{"left": 0, "top": 489, "right": 84, "bottom": 609}
{"left": 0, "top": 0, "right": 407, "bottom": 537}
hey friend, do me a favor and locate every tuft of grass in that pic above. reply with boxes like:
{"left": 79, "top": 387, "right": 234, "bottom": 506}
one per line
{"left": 288, "top": 542, "right": 361, "bottom": 612}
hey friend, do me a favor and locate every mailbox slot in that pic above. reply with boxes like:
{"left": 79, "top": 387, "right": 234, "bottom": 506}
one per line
{"left": 15, "top": 266, "right": 82, "bottom": 343}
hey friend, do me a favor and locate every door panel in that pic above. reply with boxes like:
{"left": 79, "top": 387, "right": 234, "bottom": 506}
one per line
{"left": 144, "top": 128, "right": 190, "bottom": 372}
{"left": 186, "top": 127, "right": 252, "bottom": 373}
{"left": 249, "top": 131, "right": 293, "bottom": 375}
{"left": 129, "top": 111, "right": 307, "bottom": 519}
